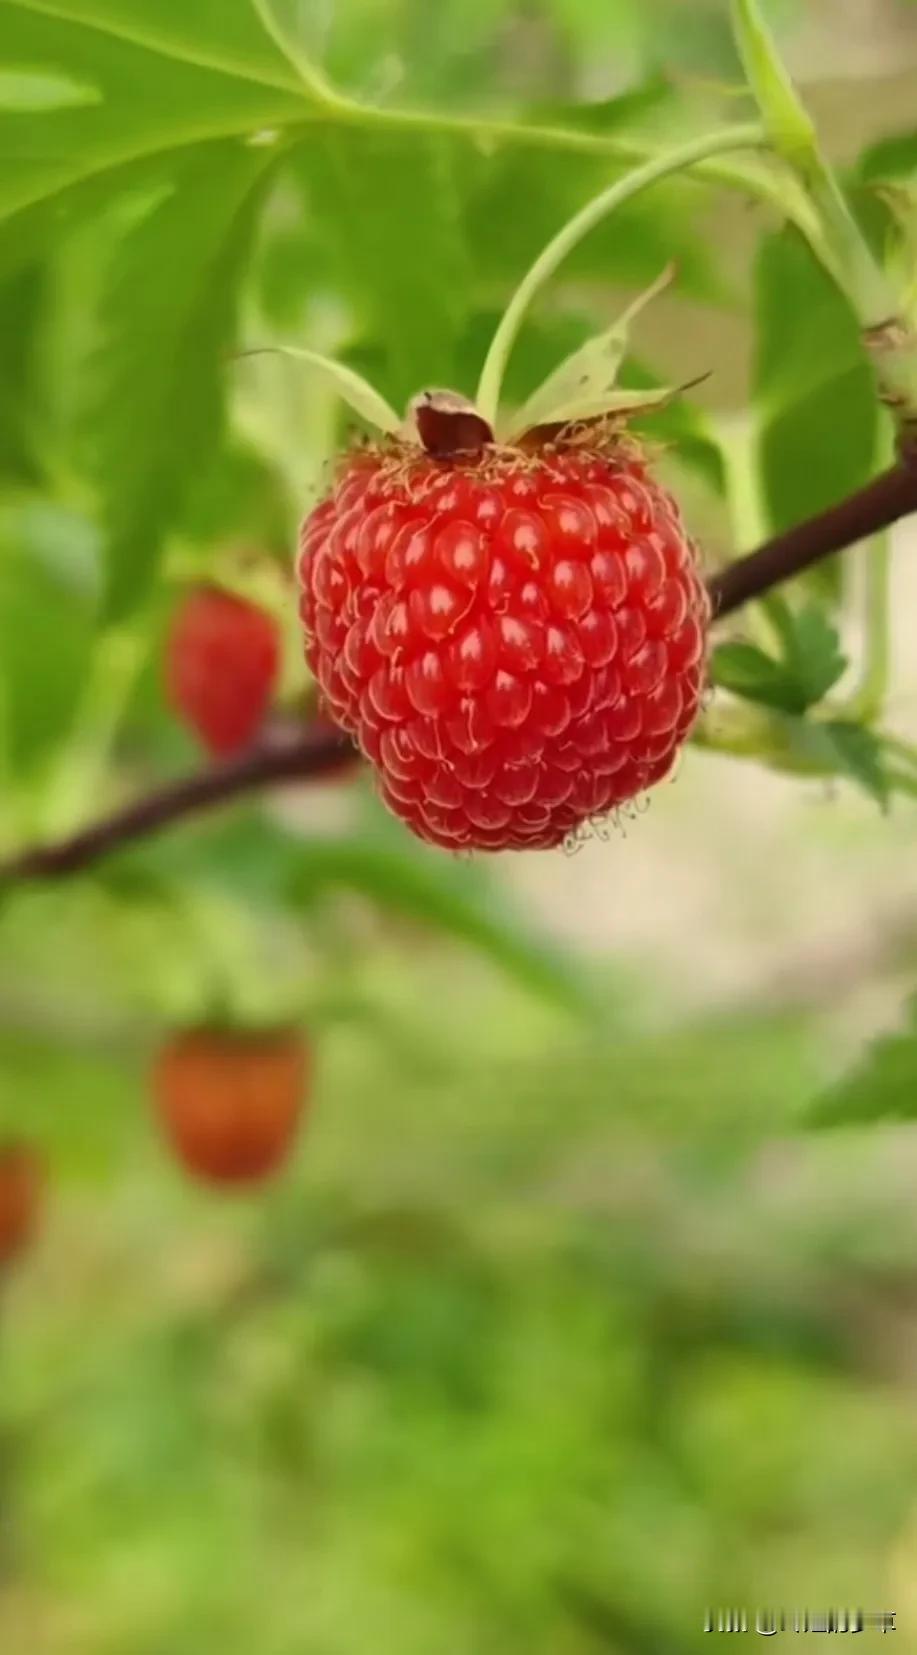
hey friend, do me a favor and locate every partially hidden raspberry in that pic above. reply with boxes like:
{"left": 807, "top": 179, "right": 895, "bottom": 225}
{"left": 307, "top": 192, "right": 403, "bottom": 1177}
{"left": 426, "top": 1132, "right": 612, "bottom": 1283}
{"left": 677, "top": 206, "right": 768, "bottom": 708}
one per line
{"left": 0, "top": 1143, "right": 42, "bottom": 1266}
{"left": 153, "top": 1028, "right": 308, "bottom": 1187}
{"left": 298, "top": 437, "right": 708, "bottom": 851}
{"left": 166, "top": 586, "right": 280, "bottom": 759}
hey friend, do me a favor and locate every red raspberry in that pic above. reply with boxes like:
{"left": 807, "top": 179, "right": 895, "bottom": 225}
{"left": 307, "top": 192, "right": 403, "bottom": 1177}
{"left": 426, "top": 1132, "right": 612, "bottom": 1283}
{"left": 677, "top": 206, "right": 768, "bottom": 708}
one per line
{"left": 166, "top": 586, "right": 280, "bottom": 759}
{"left": 153, "top": 1028, "right": 308, "bottom": 1187}
{"left": 0, "top": 1142, "right": 42, "bottom": 1266}
{"left": 298, "top": 439, "right": 707, "bottom": 851}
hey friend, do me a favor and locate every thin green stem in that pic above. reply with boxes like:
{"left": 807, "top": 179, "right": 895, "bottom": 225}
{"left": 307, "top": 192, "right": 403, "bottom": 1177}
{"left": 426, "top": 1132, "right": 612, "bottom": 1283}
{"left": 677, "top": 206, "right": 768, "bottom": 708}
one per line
{"left": 842, "top": 531, "right": 891, "bottom": 724}
{"left": 731, "top": 0, "right": 917, "bottom": 427}
{"left": 474, "top": 122, "right": 766, "bottom": 424}
{"left": 883, "top": 733, "right": 917, "bottom": 775}
{"left": 842, "top": 421, "right": 896, "bottom": 723}
{"left": 715, "top": 413, "right": 784, "bottom": 652}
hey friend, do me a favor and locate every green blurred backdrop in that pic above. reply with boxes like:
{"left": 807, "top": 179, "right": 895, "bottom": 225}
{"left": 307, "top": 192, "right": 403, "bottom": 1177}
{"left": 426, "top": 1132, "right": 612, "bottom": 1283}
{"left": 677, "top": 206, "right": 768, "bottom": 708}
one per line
{"left": 3, "top": 0, "right": 917, "bottom": 1649}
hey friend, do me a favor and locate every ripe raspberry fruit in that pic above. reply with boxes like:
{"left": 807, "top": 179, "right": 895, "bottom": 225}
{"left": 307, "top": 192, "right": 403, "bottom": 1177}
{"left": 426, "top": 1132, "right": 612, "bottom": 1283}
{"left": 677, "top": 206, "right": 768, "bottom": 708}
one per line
{"left": 153, "top": 1028, "right": 308, "bottom": 1187}
{"left": 166, "top": 586, "right": 280, "bottom": 759}
{"left": 0, "top": 1142, "right": 42, "bottom": 1267}
{"left": 298, "top": 433, "right": 707, "bottom": 852}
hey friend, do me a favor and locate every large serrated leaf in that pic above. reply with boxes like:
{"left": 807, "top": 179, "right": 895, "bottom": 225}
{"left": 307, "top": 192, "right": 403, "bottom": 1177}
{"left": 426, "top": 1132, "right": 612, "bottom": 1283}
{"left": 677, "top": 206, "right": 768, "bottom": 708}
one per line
{"left": 754, "top": 228, "right": 880, "bottom": 570}
{"left": 0, "top": 503, "right": 98, "bottom": 776}
{"left": 84, "top": 140, "right": 273, "bottom": 617}
{"left": 0, "top": 264, "right": 43, "bottom": 481}
{"left": 0, "top": 1, "right": 310, "bottom": 251}
{"left": 292, "top": 131, "right": 471, "bottom": 409}
{"left": 463, "top": 147, "right": 722, "bottom": 306}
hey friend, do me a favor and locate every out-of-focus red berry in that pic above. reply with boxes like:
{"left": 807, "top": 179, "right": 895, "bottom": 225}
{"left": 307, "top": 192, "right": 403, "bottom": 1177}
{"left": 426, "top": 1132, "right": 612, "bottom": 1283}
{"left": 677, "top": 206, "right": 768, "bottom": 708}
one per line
{"left": 166, "top": 586, "right": 280, "bottom": 758}
{"left": 153, "top": 1028, "right": 307, "bottom": 1187}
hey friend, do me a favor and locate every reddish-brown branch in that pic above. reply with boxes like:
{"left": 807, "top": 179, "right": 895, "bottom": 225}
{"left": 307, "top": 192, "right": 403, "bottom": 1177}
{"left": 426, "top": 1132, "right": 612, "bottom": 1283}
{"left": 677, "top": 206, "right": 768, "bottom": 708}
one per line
{"left": 708, "top": 461, "right": 917, "bottom": 616}
{"left": 2, "top": 723, "right": 354, "bottom": 883}
{"left": 2, "top": 460, "right": 917, "bottom": 887}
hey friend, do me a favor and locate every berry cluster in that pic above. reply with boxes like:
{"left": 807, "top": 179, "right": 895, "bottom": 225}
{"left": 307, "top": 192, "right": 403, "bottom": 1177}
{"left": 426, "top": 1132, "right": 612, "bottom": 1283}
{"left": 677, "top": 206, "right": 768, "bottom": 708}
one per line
{"left": 299, "top": 439, "right": 707, "bottom": 851}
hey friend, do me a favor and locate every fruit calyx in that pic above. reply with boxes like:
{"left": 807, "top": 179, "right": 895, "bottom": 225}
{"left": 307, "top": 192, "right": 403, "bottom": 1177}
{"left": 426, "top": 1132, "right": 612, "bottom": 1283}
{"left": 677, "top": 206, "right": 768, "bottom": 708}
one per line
{"left": 256, "top": 266, "right": 680, "bottom": 464}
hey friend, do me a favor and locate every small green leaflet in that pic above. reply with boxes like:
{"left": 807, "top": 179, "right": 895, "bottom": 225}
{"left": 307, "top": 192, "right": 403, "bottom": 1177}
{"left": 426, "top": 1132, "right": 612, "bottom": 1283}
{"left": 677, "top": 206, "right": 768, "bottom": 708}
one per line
{"left": 711, "top": 601, "right": 846, "bottom": 715}
{"left": 767, "top": 597, "right": 848, "bottom": 709}
{"left": 819, "top": 721, "right": 889, "bottom": 809}
{"left": 810, "top": 996, "right": 917, "bottom": 1127}
{"left": 711, "top": 641, "right": 802, "bottom": 712}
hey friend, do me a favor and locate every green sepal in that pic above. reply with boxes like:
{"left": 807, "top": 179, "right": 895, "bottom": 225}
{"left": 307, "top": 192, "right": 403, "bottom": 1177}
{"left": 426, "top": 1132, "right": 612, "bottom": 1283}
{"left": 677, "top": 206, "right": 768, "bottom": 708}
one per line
{"left": 238, "top": 345, "right": 402, "bottom": 436}
{"left": 502, "top": 266, "right": 674, "bottom": 440}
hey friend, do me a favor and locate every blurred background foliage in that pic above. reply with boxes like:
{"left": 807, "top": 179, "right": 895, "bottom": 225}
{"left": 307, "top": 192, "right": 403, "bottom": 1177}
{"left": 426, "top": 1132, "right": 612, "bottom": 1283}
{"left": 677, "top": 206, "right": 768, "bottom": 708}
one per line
{"left": 4, "top": 0, "right": 917, "bottom": 1648}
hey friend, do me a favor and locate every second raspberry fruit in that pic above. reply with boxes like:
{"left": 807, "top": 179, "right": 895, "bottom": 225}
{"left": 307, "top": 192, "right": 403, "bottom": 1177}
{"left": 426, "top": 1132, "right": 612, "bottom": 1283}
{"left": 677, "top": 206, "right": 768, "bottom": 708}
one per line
{"left": 166, "top": 586, "right": 280, "bottom": 759}
{"left": 0, "top": 1143, "right": 42, "bottom": 1266}
{"left": 153, "top": 1028, "right": 308, "bottom": 1187}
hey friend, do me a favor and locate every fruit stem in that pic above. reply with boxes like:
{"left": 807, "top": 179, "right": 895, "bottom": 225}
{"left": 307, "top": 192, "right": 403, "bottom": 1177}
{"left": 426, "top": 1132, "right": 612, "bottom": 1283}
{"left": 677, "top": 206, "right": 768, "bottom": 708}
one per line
{"left": 731, "top": 0, "right": 917, "bottom": 436}
{"left": 475, "top": 122, "right": 766, "bottom": 426}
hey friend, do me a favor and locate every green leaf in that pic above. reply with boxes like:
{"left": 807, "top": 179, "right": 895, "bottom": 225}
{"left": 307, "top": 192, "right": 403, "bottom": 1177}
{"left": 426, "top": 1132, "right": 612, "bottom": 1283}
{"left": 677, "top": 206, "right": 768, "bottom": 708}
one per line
{"left": 285, "top": 838, "right": 591, "bottom": 1013}
{"left": 531, "top": 78, "right": 677, "bottom": 136}
{"left": 0, "top": 503, "right": 98, "bottom": 776}
{"left": 753, "top": 229, "right": 880, "bottom": 574}
{"left": 858, "top": 131, "right": 917, "bottom": 183}
{"left": 768, "top": 600, "right": 847, "bottom": 708}
{"left": 711, "top": 605, "right": 845, "bottom": 716}
{"left": 463, "top": 148, "right": 721, "bottom": 306}
{"left": 811, "top": 997, "right": 917, "bottom": 1126}
{"left": 0, "top": 0, "right": 310, "bottom": 264}
{"left": 292, "top": 131, "right": 471, "bottom": 409}
{"left": 0, "top": 66, "right": 102, "bottom": 110}
{"left": 819, "top": 720, "right": 889, "bottom": 809}
{"left": 0, "top": 264, "right": 43, "bottom": 481}
{"left": 83, "top": 141, "right": 273, "bottom": 617}
{"left": 710, "top": 641, "right": 803, "bottom": 713}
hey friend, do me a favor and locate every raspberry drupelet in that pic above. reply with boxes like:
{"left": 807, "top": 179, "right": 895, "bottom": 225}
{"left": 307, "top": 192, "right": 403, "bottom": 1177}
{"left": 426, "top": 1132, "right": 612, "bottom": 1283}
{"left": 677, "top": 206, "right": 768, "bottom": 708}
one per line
{"left": 298, "top": 433, "right": 708, "bottom": 852}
